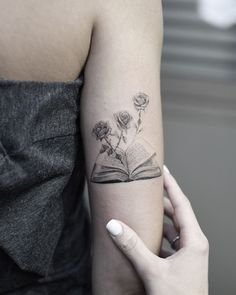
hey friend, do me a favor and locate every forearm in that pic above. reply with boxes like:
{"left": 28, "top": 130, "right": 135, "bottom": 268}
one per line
{"left": 89, "top": 178, "right": 164, "bottom": 294}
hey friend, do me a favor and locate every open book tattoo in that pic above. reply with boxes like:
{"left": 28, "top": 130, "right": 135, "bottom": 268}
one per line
{"left": 90, "top": 92, "right": 162, "bottom": 183}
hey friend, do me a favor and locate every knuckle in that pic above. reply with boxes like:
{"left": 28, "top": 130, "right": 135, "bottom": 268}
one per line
{"left": 192, "top": 234, "right": 210, "bottom": 254}
{"left": 201, "top": 236, "right": 210, "bottom": 252}
{"left": 120, "top": 233, "right": 138, "bottom": 253}
{"left": 183, "top": 195, "right": 191, "bottom": 206}
{"left": 176, "top": 196, "right": 191, "bottom": 211}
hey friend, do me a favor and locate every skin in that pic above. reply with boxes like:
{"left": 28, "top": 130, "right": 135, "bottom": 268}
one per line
{"left": 80, "top": 1, "right": 164, "bottom": 294}
{"left": 0, "top": 0, "right": 94, "bottom": 81}
{"left": 107, "top": 166, "right": 210, "bottom": 295}
{"left": 0, "top": 1, "right": 164, "bottom": 294}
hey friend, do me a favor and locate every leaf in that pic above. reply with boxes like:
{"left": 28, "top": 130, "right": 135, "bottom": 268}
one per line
{"left": 111, "top": 131, "right": 119, "bottom": 138}
{"left": 116, "top": 124, "right": 122, "bottom": 130}
{"left": 122, "top": 135, "right": 127, "bottom": 143}
{"left": 115, "top": 153, "right": 122, "bottom": 161}
{"left": 138, "top": 118, "right": 142, "bottom": 125}
{"left": 138, "top": 128, "right": 143, "bottom": 134}
{"left": 107, "top": 148, "right": 113, "bottom": 156}
{"left": 100, "top": 144, "right": 109, "bottom": 153}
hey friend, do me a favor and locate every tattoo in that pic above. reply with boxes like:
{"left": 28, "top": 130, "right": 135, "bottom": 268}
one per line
{"left": 90, "top": 92, "right": 162, "bottom": 183}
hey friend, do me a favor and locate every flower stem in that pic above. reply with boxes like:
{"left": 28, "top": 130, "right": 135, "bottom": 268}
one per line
{"left": 136, "top": 110, "right": 142, "bottom": 134}
{"left": 104, "top": 136, "right": 123, "bottom": 165}
{"left": 114, "top": 130, "right": 123, "bottom": 152}
{"left": 104, "top": 137, "right": 114, "bottom": 151}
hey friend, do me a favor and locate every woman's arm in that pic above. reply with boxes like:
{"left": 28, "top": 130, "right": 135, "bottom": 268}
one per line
{"left": 105, "top": 167, "right": 210, "bottom": 295}
{"left": 80, "top": 1, "right": 164, "bottom": 294}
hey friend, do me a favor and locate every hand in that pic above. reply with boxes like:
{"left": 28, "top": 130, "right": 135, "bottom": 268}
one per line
{"left": 105, "top": 165, "right": 209, "bottom": 295}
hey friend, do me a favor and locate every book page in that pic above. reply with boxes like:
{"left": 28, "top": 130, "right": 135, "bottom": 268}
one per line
{"left": 130, "top": 155, "right": 162, "bottom": 180}
{"left": 91, "top": 167, "right": 129, "bottom": 183}
{"left": 90, "top": 148, "right": 129, "bottom": 183}
{"left": 126, "top": 138, "right": 157, "bottom": 174}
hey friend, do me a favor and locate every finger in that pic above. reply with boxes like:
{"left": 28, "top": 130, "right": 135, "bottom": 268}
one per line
{"left": 163, "top": 222, "right": 181, "bottom": 250}
{"left": 106, "top": 219, "right": 163, "bottom": 279}
{"left": 163, "top": 166, "right": 204, "bottom": 244}
{"left": 163, "top": 196, "right": 174, "bottom": 218}
{"left": 163, "top": 196, "right": 180, "bottom": 231}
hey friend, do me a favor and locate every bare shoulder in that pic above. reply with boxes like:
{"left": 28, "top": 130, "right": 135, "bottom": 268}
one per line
{"left": 94, "top": 0, "right": 163, "bottom": 32}
{"left": 82, "top": 0, "right": 163, "bottom": 86}
{"left": 0, "top": 0, "right": 97, "bottom": 81}
{"left": 88, "top": 0, "right": 163, "bottom": 69}
{"left": 0, "top": 0, "right": 162, "bottom": 81}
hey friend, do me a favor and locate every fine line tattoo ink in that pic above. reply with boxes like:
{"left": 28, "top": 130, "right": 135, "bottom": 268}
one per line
{"left": 90, "top": 92, "right": 162, "bottom": 183}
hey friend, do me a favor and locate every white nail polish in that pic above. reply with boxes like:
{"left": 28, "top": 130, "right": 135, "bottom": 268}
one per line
{"left": 164, "top": 165, "right": 170, "bottom": 174}
{"left": 106, "top": 219, "right": 123, "bottom": 236}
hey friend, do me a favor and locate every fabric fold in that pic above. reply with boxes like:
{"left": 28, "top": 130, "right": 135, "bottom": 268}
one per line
{"left": 0, "top": 78, "right": 83, "bottom": 277}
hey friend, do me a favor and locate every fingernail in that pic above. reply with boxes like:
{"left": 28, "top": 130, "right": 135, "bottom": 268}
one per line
{"left": 106, "top": 219, "right": 123, "bottom": 236}
{"left": 164, "top": 165, "right": 171, "bottom": 174}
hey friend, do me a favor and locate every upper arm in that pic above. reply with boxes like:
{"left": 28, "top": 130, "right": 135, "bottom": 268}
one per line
{"left": 81, "top": 0, "right": 163, "bottom": 183}
{"left": 80, "top": 0, "right": 164, "bottom": 293}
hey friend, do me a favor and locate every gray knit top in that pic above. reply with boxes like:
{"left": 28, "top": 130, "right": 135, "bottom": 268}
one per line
{"left": 0, "top": 71, "right": 91, "bottom": 294}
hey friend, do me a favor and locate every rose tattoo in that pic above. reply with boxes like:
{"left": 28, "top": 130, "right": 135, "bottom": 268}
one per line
{"left": 132, "top": 92, "right": 149, "bottom": 133}
{"left": 92, "top": 92, "right": 150, "bottom": 160}
{"left": 92, "top": 121, "right": 111, "bottom": 141}
{"left": 90, "top": 92, "right": 162, "bottom": 183}
{"left": 133, "top": 92, "right": 149, "bottom": 111}
{"left": 114, "top": 111, "right": 133, "bottom": 131}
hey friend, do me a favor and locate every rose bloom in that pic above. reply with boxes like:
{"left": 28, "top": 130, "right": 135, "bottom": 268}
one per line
{"left": 114, "top": 111, "right": 133, "bottom": 130}
{"left": 133, "top": 92, "right": 149, "bottom": 111}
{"left": 92, "top": 121, "right": 111, "bottom": 141}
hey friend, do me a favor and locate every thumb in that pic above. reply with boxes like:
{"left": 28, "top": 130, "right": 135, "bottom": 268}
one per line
{"left": 106, "top": 219, "right": 163, "bottom": 280}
